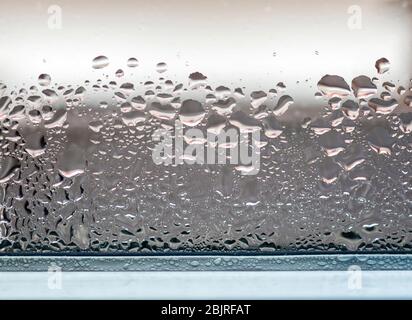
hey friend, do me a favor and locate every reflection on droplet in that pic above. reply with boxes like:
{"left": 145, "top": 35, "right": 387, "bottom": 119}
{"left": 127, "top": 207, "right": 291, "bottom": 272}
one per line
{"left": 263, "top": 114, "right": 283, "bottom": 138}
{"left": 179, "top": 99, "right": 206, "bottom": 126}
{"left": 399, "top": 113, "right": 412, "bottom": 133}
{"left": 121, "top": 110, "right": 146, "bottom": 126}
{"left": 57, "top": 144, "right": 86, "bottom": 178}
{"left": 148, "top": 102, "right": 175, "bottom": 120}
{"left": 1, "top": 56, "right": 411, "bottom": 254}
{"left": 229, "top": 111, "right": 261, "bottom": 132}
{"left": 317, "top": 75, "right": 351, "bottom": 98}
{"left": 212, "top": 97, "right": 236, "bottom": 116}
{"left": 206, "top": 112, "right": 226, "bottom": 135}
{"left": 127, "top": 57, "right": 139, "bottom": 68}
{"left": 375, "top": 57, "right": 390, "bottom": 74}
{"left": 25, "top": 134, "right": 47, "bottom": 158}
{"left": 189, "top": 72, "right": 207, "bottom": 88}
{"left": 342, "top": 100, "right": 359, "bottom": 120}
{"left": 319, "top": 158, "right": 340, "bottom": 184}
{"left": 0, "top": 156, "right": 20, "bottom": 183}
{"left": 318, "top": 131, "right": 346, "bottom": 156}
{"left": 367, "top": 127, "right": 395, "bottom": 155}
{"left": 368, "top": 98, "right": 398, "bottom": 115}
{"left": 92, "top": 55, "right": 109, "bottom": 69}
{"left": 273, "top": 95, "right": 294, "bottom": 116}
{"left": 404, "top": 95, "right": 412, "bottom": 107}
{"left": 351, "top": 75, "right": 377, "bottom": 98}
{"left": 156, "top": 62, "right": 168, "bottom": 73}
{"left": 250, "top": 91, "right": 267, "bottom": 109}
{"left": 38, "top": 74, "right": 51, "bottom": 86}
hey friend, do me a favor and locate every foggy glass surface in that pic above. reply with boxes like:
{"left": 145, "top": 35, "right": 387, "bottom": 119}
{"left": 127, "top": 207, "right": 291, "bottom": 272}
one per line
{"left": 0, "top": 0, "right": 411, "bottom": 254}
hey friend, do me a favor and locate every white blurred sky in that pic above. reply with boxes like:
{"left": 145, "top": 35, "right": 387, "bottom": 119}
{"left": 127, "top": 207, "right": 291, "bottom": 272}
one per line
{"left": 0, "top": 0, "right": 411, "bottom": 107}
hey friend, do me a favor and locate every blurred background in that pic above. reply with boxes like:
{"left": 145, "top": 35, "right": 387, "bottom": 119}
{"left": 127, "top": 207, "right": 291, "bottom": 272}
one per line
{"left": 0, "top": 0, "right": 411, "bottom": 108}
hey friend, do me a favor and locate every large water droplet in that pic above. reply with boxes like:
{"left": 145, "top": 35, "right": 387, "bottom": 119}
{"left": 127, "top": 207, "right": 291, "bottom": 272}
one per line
{"left": 318, "top": 131, "right": 346, "bottom": 156}
{"left": 179, "top": 99, "right": 206, "bottom": 126}
{"left": 399, "top": 113, "right": 412, "bottom": 133}
{"left": 317, "top": 75, "right": 351, "bottom": 98}
{"left": 342, "top": 100, "right": 359, "bottom": 120}
{"left": 367, "top": 127, "right": 395, "bottom": 155}
{"left": 250, "top": 91, "right": 267, "bottom": 109}
{"left": 189, "top": 72, "right": 207, "bottom": 89}
{"left": 273, "top": 95, "right": 294, "bottom": 116}
{"left": 212, "top": 98, "right": 236, "bottom": 116}
{"left": 351, "top": 76, "right": 377, "bottom": 98}
{"left": 121, "top": 110, "right": 146, "bottom": 126}
{"left": 0, "top": 156, "right": 20, "bottom": 183}
{"left": 319, "top": 158, "right": 340, "bottom": 184}
{"left": 206, "top": 112, "right": 226, "bottom": 135}
{"left": 57, "top": 144, "right": 86, "bottom": 178}
{"left": 263, "top": 115, "right": 283, "bottom": 138}
{"left": 229, "top": 111, "right": 261, "bottom": 132}
{"left": 368, "top": 98, "right": 398, "bottom": 115}
{"left": 148, "top": 102, "right": 175, "bottom": 120}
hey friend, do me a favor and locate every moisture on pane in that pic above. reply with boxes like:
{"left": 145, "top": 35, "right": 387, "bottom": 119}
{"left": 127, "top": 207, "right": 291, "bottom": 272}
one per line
{"left": 0, "top": 0, "right": 411, "bottom": 253}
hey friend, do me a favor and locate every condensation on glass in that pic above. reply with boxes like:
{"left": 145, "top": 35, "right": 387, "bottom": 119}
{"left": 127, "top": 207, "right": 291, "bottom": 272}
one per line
{"left": 0, "top": 0, "right": 411, "bottom": 254}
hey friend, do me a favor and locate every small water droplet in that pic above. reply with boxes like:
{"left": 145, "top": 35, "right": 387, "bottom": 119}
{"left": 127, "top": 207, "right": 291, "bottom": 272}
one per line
{"left": 92, "top": 55, "right": 109, "bottom": 69}
{"left": 127, "top": 57, "right": 139, "bottom": 68}
{"left": 156, "top": 62, "right": 168, "bottom": 73}
{"left": 38, "top": 74, "right": 51, "bottom": 86}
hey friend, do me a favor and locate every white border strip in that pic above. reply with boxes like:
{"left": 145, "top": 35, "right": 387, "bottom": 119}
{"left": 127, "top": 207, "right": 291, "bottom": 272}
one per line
{"left": 1, "top": 271, "right": 412, "bottom": 299}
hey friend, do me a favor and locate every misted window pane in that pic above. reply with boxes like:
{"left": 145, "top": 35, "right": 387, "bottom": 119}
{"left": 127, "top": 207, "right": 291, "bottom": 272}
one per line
{"left": 0, "top": 0, "right": 411, "bottom": 253}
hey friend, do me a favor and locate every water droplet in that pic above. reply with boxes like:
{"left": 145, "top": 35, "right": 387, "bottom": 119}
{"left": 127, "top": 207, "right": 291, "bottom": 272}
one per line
{"left": 368, "top": 98, "right": 398, "bottom": 115}
{"left": 92, "top": 55, "right": 109, "bottom": 69}
{"left": 148, "top": 102, "right": 175, "bottom": 120}
{"left": 317, "top": 75, "right": 351, "bottom": 98}
{"left": 273, "top": 95, "right": 294, "bottom": 116}
{"left": 342, "top": 100, "right": 360, "bottom": 120}
{"left": 229, "top": 111, "right": 261, "bottom": 132}
{"left": 156, "top": 62, "right": 168, "bottom": 73}
{"left": 57, "top": 144, "right": 86, "bottom": 178}
{"left": 24, "top": 133, "right": 47, "bottom": 158}
{"left": 319, "top": 158, "right": 340, "bottom": 184}
{"left": 38, "top": 74, "right": 51, "bottom": 86}
{"left": 263, "top": 115, "right": 283, "bottom": 138}
{"left": 250, "top": 91, "right": 267, "bottom": 109}
{"left": 318, "top": 131, "right": 346, "bottom": 156}
{"left": 212, "top": 97, "right": 236, "bottom": 116}
{"left": 351, "top": 76, "right": 377, "bottom": 98}
{"left": 399, "top": 113, "right": 412, "bottom": 133}
{"left": 375, "top": 57, "right": 390, "bottom": 74}
{"left": 179, "top": 99, "right": 206, "bottom": 126}
{"left": 121, "top": 110, "right": 146, "bottom": 126}
{"left": 0, "top": 156, "right": 20, "bottom": 183}
{"left": 206, "top": 112, "right": 226, "bottom": 135}
{"left": 367, "top": 127, "right": 395, "bottom": 155}
{"left": 127, "top": 57, "right": 139, "bottom": 68}
{"left": 188, "top": 72, "right": 207, "bottom": 89}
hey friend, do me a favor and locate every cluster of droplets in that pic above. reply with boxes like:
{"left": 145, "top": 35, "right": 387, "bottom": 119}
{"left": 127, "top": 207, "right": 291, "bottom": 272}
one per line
{"left": 308, "top": 58, "right": 412, "bottom": 185}
{"left": 0, "top": 56, "right": 411, "bottom": 253}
